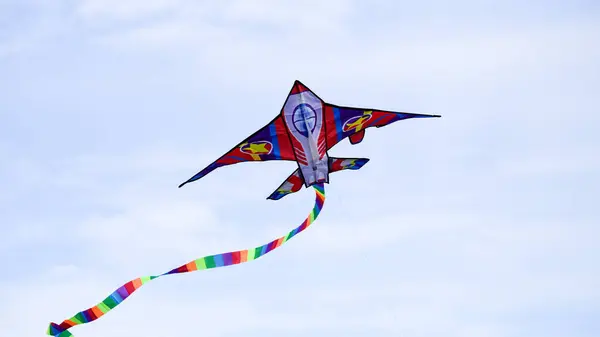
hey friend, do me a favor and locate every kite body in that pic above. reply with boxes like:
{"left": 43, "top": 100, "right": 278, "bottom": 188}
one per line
{"left": 48, "top": 80, "right": 440, "bottom": 337}
{"left": 178, "top": 80, "right": 440, "bottom": 199}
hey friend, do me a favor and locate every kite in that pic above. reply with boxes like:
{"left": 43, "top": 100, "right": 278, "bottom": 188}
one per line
{"left": 48, "top": 81, "right": 440, "bottom": 337}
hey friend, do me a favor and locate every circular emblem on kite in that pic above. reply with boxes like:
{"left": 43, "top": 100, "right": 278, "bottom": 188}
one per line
{"left": 340, "top": 159, "right": 358, "bottom": 169}
{"left": 342, "top": 111, "right": 372, "bottom": 133}
{"left": 292, "top": 103, "right": 317, "bottom": 137}
{"left": 240, "top": 141, "right": 273, "bottom": 155}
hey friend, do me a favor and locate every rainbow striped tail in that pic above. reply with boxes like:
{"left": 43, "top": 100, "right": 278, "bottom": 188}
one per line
{"left": 47, "top": 183, "right": 326, "bottom": 336}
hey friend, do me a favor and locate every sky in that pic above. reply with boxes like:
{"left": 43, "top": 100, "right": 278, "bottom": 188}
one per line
{"left": 1, "top": 0, "right": 599, "bottom": 336}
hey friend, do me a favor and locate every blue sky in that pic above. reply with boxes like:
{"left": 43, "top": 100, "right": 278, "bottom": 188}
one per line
{"left": 1, "top": 1, "right": 599, "bottom": 336}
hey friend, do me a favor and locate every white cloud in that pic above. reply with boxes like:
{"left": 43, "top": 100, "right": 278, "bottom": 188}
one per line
{"left": 76, "top": 0, "right": 183, "bottom": 21}
{"left": 84, "top": 8, "right": 599, "bottom": 96}
{"left": 0, "top": 2, "right": 67, "bottom": 57}
{"left": 496, "top": 151, "right": 600, "bottom": 175}
{"left": 221, "top": 0, "right": 353, "bottom": 31}
{"left": 4, "top": 258, "right": 596, "bottom": 337}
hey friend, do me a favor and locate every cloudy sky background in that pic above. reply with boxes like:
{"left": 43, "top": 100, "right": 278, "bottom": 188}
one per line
{"left": 1, "top": 1, "right": 599, "bottom": 336}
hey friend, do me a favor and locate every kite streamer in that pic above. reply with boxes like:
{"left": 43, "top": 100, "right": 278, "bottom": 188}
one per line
{"left": 47, "top": 183, "right": 325, "bottom": 337}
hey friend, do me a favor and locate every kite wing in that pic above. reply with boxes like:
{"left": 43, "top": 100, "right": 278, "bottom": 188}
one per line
{"left": 179, "top": 115, "right": 296, "bottom": 188}
{"left": 267, "top": 157, "right": 369, "bottom": 200}
{"left": 266, "top": 169, "right": 304, "bottom": 200}
{"left": 323, "top": 104, "right": 440, "bottom": 148}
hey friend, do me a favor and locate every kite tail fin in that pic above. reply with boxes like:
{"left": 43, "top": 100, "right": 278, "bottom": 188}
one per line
{"left": 47, "top": 183, "right": 326, "bottom": 337}
{"left": 268, "top": 158, "right": 368, "bottom": 200}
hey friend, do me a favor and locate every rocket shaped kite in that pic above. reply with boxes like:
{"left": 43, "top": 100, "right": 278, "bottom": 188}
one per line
{"left": 179, "top": 80, "right": 440, "bottom": 199}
